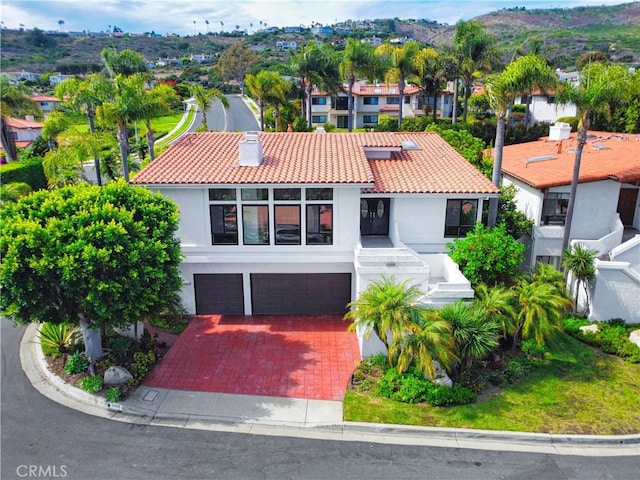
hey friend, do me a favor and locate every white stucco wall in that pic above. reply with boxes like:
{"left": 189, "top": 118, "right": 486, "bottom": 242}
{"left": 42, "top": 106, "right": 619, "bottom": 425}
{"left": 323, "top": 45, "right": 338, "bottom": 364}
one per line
{"left": 503, "top": 177, "right": 542, "bottom": 223}
{"left": 589, "top": 260, "right": 640, "bottom": 323}
{"left": 393, "top": 195, "right": 487, "bottom": 253}
{"left": 570, "top": 180, "right": 620, "bottom": 240}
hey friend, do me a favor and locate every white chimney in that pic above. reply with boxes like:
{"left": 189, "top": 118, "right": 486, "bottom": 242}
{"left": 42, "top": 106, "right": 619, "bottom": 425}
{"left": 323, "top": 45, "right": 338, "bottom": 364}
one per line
{"left": 238, "top": 131, "right": 263, "bottom": 166}
{"left": 25, "top": 114, "right": 35, "bottom": 122}
{"left": 549, "top": 122, "right": 571, "bottom": 141}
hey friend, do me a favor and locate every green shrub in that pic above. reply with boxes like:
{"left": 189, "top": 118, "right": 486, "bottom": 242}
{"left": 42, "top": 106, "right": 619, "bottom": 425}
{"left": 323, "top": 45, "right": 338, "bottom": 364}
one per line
{"left": 322, "top": 123, "right": 336, "bottom": 132}
{"left": 105, "top": 386, "right": 121, "bottom": 402}
{"left": 0, "top": 158, "right": 47, "bottom": 190}
{"left": 64, "top": 352, "right": 89, "bottom": 375}
{"left": 448, "top": 223, "right": 526, "bottom": 286}
{"left": 521, "top": 339, "right": 548, "bottom": 357}
{"left": 563, "top": 317, "right": 590, "bottom": 334}
{"left": 107, "top": 335, "right": 134, "bottom": 359}
{"left": 564, "top": 320, "right": 640, "bottom": 363}
{"left": 80, "top": 375, "right": 103, "bottom": 393}
{"left": 375, "top": 368, "right": 476, "bottom": 406}
{"left": 39, "top": 322, "right": 81, "bottom": 356}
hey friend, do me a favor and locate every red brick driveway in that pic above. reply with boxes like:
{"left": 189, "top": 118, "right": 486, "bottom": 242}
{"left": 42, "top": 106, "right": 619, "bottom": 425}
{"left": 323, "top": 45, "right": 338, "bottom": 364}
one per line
{"left": 144, "top": 315, "right": 360, "bottom": 401}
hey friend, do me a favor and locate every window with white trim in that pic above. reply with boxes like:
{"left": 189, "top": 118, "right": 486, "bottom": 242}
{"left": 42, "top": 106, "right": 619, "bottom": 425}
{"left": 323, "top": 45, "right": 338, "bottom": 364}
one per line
{"left": 444, "top": 199, "right": 477, "bottom": 237}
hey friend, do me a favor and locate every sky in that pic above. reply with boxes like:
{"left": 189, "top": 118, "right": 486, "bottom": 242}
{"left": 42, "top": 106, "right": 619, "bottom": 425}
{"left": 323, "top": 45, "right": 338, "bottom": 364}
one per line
{"left": 0, "top": 0, "right": 631, "bottom": 36}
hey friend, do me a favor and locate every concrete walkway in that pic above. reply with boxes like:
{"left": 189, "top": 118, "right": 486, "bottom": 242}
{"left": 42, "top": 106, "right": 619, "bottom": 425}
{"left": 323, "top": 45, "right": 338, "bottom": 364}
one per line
{"left": 20, "top": 324, "right": 640, "bottom": 457}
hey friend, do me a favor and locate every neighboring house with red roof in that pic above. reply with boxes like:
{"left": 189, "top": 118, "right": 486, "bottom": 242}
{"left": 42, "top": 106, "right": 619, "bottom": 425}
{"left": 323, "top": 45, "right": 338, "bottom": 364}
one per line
{"left": 31, "top": 94, "right": 62, "bottom": 112}
{"left": 311, "top": 82, "right": 453, "bottom": 129}
{"left": 501, "top": 127, "right": 640, "bottom": 323}
{"left": 1, "top": 116, "right": 44, "bottom": 149}
{"left": 132, "top": 131, "right": 499, "bottom": 356}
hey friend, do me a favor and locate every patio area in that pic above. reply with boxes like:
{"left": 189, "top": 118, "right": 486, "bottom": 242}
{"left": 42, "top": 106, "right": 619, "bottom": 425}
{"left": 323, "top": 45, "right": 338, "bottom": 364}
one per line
{"left": 144, "top": 315, "right": 361, "bottom": 401}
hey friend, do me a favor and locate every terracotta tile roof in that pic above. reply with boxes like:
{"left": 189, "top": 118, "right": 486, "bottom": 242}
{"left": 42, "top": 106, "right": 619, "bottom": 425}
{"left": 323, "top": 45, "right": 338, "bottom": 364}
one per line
{"left": 5, "top": 117, "right": 43, "bottom": 129}
{"left": 354, "top": 84, "right": 421, "bottom": 96}
{"left": 31, "top": 95, "right": 60, "bottom": 102}
{"left": 500, "top": 131, "right": 640, "bottom": 189}
{"left": 364, "top": 133, "right": 499, "bottom": 194}
{"left": 312, "top": 83, "right": 422, "bottom": 96}
{"left": 132, "top": 131, "right": 499, "bottom": 195}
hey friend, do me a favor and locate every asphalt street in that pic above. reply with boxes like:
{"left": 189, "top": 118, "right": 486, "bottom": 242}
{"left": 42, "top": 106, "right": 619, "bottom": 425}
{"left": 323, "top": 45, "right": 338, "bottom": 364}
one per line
{"left": 200, "top": 94, "right": 259, "bottom": 132}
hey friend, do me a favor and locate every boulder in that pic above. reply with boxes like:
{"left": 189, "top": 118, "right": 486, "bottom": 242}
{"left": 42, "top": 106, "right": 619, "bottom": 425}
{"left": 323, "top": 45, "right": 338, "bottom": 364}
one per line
{"left": 579, "top": 324, "right": 599, "bottom": 334}
{"left": 431, "top": 360, "right": 453, "bottom": 388}
{"left": 104, "top": 366, "right": 133, "bottom": 386}
{"left": 629, "top": 330, "right": 640, "bottom": 348}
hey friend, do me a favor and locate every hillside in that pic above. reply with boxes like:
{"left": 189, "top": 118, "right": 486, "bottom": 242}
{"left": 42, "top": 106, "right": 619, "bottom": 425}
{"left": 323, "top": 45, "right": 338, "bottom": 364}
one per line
{"left": 1, "top": 2, "right": 638, "bottom": 76}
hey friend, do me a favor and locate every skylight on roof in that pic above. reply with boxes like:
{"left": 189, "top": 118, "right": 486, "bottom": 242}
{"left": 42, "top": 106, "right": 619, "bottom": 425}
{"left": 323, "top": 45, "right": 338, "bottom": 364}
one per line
{"left": 525, "top": 155, "right": 557, "bottom": 165}
{"left": 374, "top": 88, "right": 382, "bottom": 93}
{"left": 401, "top": 140, "right": 420, "bottom": 150}
{"left": 592, "top": 144, "right": 610, "bottom": 150}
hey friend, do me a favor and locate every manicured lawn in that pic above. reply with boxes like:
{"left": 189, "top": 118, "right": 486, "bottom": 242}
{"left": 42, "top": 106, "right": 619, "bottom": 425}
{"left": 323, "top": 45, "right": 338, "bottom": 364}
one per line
{"left": 343, "top": 332, "right": 640, "bottom": 435}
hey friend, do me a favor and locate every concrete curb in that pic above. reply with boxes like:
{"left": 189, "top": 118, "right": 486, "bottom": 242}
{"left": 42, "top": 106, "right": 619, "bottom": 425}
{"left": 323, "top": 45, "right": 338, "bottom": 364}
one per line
{"left": 20, "top": 324, "right": 640, "bottom": 456}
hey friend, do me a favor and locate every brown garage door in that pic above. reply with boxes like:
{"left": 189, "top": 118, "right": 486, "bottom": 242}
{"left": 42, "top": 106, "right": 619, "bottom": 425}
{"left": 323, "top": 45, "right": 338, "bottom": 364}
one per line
{"left": 251, "top": 273, "right": 351, "bottom": 315}
{"left": 194, "top": 274, "right": 244, "bottom": 315}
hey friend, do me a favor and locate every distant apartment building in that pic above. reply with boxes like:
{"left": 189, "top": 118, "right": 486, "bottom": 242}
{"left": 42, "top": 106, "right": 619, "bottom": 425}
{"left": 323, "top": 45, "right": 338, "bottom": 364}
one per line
{"left": 48, "top": 73, "right": 74, "bottom": 86}
{"left": 310, "top": 82, "right": 454, "bottom": 129}
{"left": 389, "top": 36, "right": 413, "bottom": 44}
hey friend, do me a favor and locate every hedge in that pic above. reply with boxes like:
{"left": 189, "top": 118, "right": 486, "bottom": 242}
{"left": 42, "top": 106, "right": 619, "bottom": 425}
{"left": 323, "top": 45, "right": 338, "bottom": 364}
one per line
{"left": 0, "top": 158, "right": 47, "bottom": 191}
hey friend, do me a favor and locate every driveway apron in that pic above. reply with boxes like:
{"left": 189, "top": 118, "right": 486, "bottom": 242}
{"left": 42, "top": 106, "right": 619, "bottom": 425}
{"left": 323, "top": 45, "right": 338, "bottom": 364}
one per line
{"left": 143, "top": 315, "right": 360, "bottom": 401}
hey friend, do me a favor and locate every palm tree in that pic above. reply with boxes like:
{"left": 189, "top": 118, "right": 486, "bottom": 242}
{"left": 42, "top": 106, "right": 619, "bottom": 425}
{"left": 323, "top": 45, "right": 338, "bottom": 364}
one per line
{"left": 188, "top": 84, "right": 229, "bottom": 131}
{"left": 473, "top": 283, "right": 516, "bottom": 341}
{"left": 245, "top": 71, "right": 290, "bottom": 131}
{"left": 101, "top": 47, "right": 149, "bottom": 78}
{"left": 138, "top": 83, "right": 180, "bottom": 161}
{"left": 453, "top": 20, "right": 497, "bottom": 123}
{"left": 512, "top": 279, "right": 572, "bottom": 349}
{"left": 415, "top": 47, "right": 445, "bottom": 122}
{"left": 0, "top": 77, "right": 39, "bottom": 162}
{"left": 392, "top": 310, "right": 457, "bottom": 380}
{"left": 96, "top": 73, "right": 147, "bottom": 181}
{"left": 531, "top": 262, "right": 568, "bottom": 298}
{"left": 439, "top": 301, "right": 499, "bottom": 374}
{"left": 205, "top": 19, "right": 209, "bottom": 33}
{"left": 376, "top": 41, "right": 421, "bottom": 128}
{"left": 55, "top": 74, "right": 112, "bottom": 186}
{"left": 486, "top": 55, "right": 557, "bottom": 226}
{"left": 345, "top": 275, "right": 425, "bottom": 352}
{"left": 291, "top": 41, "right": 341, "bottom": 128}
{"left": 562, "top": 244, "right": 596, "bottom": 315}
{"left": 557, "top": 63, "right": 635, "bottom": 252}
{"left": 339, "top": 38, "right": 380, "bottom": 132}
{"left": 58, "top": 20, "right": 64, "bottom": 32}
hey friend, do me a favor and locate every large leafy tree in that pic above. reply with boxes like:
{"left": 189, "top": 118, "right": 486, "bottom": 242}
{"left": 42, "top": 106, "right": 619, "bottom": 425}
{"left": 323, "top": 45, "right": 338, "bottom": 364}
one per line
{"left": 0, "top": 180, "right": 183, "bottom": 360}
{"left": 376, "top": 41, "right": 421, "bottom": 128}
{"left": 55, "top": 74, "right": 112, "bottom": 185}
{"left": 215, "top": 42, "right": 259, "bottom": 95}
{"left": 291, "top": 41, "right": 341, "bottom": 128}
{"left": 562, "top": 244, "right": 596, "bottom": 315}
{"left": 0, "top": 77, "right": 40, "bottom": 162}
{"left": 339, "top": 38, "right": 380, "bottom": 132}
{"left": 486, "top": 55, "right": 557, "bottom": 226}
{"left": 453, "top": 20, "right": 497, "bottom": 123}
{"left": 557, "top": 63, "right": 636, "bottom": 251}
{"left": 245, "top": 71, "right": 290, "bottom": 131}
